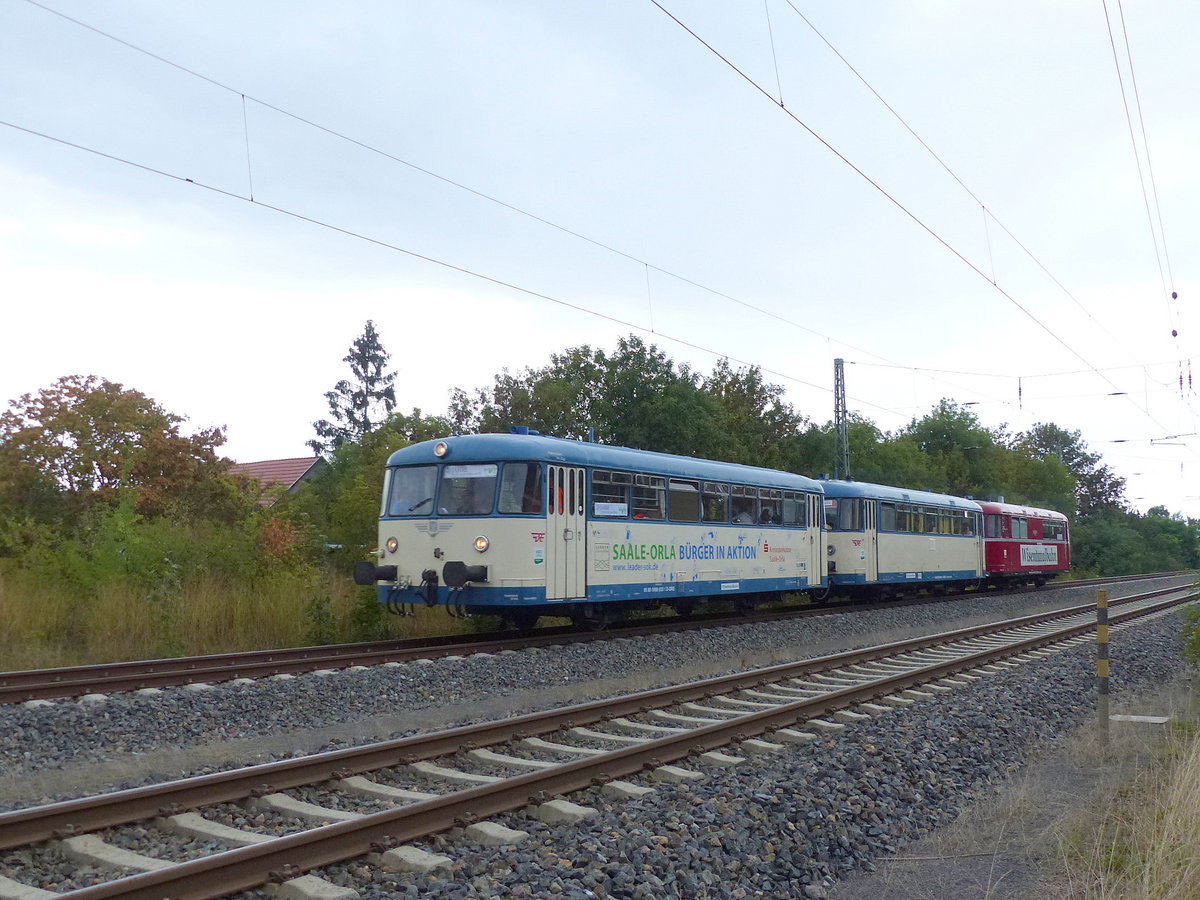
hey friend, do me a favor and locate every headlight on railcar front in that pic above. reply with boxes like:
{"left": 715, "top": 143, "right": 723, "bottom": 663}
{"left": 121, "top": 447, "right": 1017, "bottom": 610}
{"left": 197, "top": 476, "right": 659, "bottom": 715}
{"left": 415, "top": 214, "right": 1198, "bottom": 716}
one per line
{"left": 474, "top": 535, "right": 490, "bottom": 553}
{"left": 827, "top": 545, "right": 835, "bottom": 556}
{"left": 386, "top": 536, "right": 399, "bottom": 553}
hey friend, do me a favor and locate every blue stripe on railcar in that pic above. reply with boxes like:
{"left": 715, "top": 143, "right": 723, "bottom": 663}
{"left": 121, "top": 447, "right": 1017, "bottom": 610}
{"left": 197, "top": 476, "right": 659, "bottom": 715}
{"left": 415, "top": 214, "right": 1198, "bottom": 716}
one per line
{"left": 829, "top": 569, "right": 979, "bottom": 586}
{"left": 379, "top": 574, "right": 816, "bottom": 608}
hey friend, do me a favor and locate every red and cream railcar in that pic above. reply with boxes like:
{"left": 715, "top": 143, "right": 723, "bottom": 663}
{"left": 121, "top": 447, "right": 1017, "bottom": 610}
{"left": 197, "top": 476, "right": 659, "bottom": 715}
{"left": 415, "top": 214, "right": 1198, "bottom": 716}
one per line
{"left": 978, "top": 500, "right": 1070, "bottom": 587}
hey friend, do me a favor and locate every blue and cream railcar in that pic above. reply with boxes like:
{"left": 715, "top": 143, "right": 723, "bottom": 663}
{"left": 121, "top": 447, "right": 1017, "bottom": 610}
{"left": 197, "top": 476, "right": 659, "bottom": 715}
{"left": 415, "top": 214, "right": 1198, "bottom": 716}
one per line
{"left": 819, "top": 480, "right": 984, "bottom": 597}
{"left": 354, "top": 433, "right": 828, "bottom": 628}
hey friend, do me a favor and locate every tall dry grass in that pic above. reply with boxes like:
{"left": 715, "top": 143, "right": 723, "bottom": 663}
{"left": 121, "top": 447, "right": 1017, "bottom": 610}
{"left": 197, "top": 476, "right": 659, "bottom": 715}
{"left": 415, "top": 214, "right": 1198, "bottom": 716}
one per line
{"left": 0, "top": 565, "right": 475, "bottom": 670}
{"left": 1059, "top": 719, "right": 1200, "bottom": 900}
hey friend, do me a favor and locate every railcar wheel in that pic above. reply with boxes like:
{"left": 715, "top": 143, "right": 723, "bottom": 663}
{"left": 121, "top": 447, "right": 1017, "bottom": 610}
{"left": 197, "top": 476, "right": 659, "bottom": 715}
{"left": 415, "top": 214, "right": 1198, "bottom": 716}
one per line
{"left": 507, "top": 609, "right": 540, "bottom": 634}
{"left": 735, "top": 595, "right": 758, "bottom": 616}
{"left": 572, "top": 604, "right": 611, "bottom": 631}
{"left": 808, "top": 586, "right": 831, "bottom": 605}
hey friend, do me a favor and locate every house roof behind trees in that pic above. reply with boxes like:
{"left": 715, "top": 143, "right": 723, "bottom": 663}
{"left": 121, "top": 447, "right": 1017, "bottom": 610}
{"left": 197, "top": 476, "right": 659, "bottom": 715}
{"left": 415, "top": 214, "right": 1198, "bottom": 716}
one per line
{"left": 229, "top": 457, "right": 325, "bottom": 506}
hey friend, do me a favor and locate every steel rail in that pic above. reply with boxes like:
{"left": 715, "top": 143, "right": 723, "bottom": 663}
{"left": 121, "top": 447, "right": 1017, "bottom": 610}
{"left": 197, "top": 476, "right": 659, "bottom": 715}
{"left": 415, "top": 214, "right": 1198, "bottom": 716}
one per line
{"left": 0, "top": 583, "right": 1185, "bottom": 851}
{"left": 51, "top": 589, "right": 1194, "bottom": 900}
{"left": 1, "top": 573, "right": 1185, "bottom": 704}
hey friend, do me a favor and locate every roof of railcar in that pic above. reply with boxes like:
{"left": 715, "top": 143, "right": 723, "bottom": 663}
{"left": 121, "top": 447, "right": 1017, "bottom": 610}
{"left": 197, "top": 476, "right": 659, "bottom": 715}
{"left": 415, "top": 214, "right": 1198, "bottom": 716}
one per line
{"left": 818, "top": 478, "right": 982, "bottom": 512}
{"left": 974, "top": 499, "right": 1068, "bottom": 521}
{"left": 386, "top": 434, "right": 824, "bottom": 492}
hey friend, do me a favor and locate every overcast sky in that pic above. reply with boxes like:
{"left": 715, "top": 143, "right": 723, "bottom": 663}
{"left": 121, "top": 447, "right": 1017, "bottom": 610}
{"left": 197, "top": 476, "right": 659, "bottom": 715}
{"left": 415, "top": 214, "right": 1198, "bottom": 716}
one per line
{"left": 1, "top": 1, "right": 1196, "bottom": 517}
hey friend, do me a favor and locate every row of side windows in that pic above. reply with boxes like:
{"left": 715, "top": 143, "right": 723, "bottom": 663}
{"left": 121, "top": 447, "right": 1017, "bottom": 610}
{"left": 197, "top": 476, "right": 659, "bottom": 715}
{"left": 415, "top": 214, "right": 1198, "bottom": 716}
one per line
{"left": 984, "top": 514, "right": 1069, "bottom": 541}
{"left": 878, "top": 501, "right": 977, "bottom": 536}
{"left": 592, "top": 470, "right": 809, "bottom": 526}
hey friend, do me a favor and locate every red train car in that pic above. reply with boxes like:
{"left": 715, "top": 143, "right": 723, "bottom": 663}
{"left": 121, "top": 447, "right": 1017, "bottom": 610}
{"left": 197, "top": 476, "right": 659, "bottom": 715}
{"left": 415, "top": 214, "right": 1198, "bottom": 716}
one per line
{"left": 978, "top": 500, "right": 1070, "bottom": 587}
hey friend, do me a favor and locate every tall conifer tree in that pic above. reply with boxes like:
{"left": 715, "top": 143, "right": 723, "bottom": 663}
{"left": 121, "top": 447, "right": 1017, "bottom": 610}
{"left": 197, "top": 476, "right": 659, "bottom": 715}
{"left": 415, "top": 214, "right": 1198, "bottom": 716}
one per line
{"left": 309, "top": 320, "right": 397, "bottom": 456}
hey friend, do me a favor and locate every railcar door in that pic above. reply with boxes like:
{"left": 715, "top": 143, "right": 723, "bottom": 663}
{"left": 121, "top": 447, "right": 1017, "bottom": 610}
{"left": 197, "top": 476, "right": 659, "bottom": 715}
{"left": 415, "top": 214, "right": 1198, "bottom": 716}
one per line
{"left": 545, "top": 465, "right": 586, "bottom": 601}
{"left": 864, "top": 500, "right": 879, "bottom": 582}
{"left": 806, "top": 493, "right": 825, "bottom": 586}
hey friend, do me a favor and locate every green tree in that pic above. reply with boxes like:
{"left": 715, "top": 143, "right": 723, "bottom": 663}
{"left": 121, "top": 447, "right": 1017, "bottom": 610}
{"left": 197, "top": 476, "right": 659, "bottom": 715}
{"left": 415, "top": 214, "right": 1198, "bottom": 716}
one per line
{"left": 898, "top": 399, "right": 999, "bottom": 496}
{"left": 0, "top": 375, "right": 239, "bottom": 524}
{"left": 449, "top": 335, "right": 733, "bottom": 457}
{"left": 1017, "top": 422, "right": 1126, "bottom": 514}
{"left": 310, "top": 320, "right": 397, "bottom": 456}
{"left": 286, "top": 409, "right": 451, "bottom": 562}
{"left": 703, "top": 359, "right": 809, "bottom": 467}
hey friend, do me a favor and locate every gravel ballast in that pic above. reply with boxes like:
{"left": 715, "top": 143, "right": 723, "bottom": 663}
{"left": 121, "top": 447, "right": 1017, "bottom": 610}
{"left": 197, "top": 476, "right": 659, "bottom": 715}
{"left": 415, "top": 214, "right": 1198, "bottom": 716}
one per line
{"left": 0, "top": 578, "right": 1192, "bottom": 897}
{"left": 0, "top": 578, "right": 1189, "bottom": 793}
{"left": 305, "top": 610, "right": 1189, "bottom": 899}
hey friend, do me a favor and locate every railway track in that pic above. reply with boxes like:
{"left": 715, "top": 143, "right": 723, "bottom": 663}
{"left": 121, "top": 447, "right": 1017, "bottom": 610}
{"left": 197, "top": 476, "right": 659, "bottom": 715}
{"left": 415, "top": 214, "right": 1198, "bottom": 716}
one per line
{"left": 1, "top": 572, "right": 1183, "bottom": 706}
{"left": 1, "top": 583, "right": 1192, "bottom": 900}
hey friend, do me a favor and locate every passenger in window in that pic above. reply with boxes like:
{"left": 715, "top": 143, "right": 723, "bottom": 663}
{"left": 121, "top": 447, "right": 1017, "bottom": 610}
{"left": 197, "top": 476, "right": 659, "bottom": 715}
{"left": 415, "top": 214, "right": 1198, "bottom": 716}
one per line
{"left": 732, "top": 498, "right": 754, "bottom": 524}
{"left": 760, "top": 506, "right": 779, "bottom": 525}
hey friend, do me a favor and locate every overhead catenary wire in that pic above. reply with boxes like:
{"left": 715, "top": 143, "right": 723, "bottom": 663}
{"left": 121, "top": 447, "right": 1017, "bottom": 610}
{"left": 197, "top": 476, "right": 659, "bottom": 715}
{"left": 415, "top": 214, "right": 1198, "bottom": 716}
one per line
{"left": 15, "top": 0, "right": 896, "bottom": 371}
{"left": 0, "top": 116, "right": 905, "bottom": 424}
{"left": 10, "top": 1, "right": 1191, "bottom": 460}
{"left": 1100, "top": 0, "right": 1174, "bottom": 326}
{"left": 649, "top": 0, "right": 1175, "bottom": 439}
{"left": 19, "top": 0, "right": 1180, "bottom": 438}
{"left": 779, "top": 0, "right": 1126, "bottom": 349}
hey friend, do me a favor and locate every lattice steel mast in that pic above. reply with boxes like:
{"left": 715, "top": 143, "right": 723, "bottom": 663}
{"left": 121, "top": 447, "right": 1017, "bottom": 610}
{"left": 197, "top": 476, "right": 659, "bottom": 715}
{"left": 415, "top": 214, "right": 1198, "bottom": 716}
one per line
{"left": 834, "top": 358, "right": 850, "bottom": 480}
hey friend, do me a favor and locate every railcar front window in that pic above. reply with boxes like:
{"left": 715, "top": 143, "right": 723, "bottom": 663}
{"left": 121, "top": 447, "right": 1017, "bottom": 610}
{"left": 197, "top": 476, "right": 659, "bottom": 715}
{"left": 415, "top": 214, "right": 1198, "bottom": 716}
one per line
{"left": 386, "top": 466, "right": 438, "bottom": 517}
{"left": 498, "top": 463, "right": 543, "bottom": 514}
{"left": 825, "top": 498, "right": 864, "bottom": 531}
{"left": 438, "top": 464, "right": 498, "bottom": 516}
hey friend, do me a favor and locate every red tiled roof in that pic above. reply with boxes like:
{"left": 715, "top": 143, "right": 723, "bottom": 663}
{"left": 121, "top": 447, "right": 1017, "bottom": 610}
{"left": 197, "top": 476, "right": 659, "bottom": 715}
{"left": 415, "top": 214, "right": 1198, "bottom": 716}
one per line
{"left": 229, "top": 457, "right": 324, "bottom": 494}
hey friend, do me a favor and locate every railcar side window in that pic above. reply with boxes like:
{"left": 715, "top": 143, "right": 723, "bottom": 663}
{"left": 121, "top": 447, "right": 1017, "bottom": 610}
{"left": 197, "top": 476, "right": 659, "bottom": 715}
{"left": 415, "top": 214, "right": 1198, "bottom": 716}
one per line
{"left": 1043, "top": 520, "right": 1066, "bottom": 541}
{"left": 498, "top": 463, "right": 543, "bottom": 515}
{"left": 386, "top": 466, "right": 438, "bottom": 517}
{"left": 438, "top": 463, "right": 497, "bottom": 516}
{"left": 781, "top": 491, "right": 805, "bottom": 527}
{"left": 1014, "top": 517, "right": 1029, "bottom": 539}
{"left": 632, "top": 474, "right": 666, "bottom": 520}
{"left": 592, "top": 470, "right": 631, "bottom": 517}
{"left": 702, "top": 482, "right": 729, "bottom": 523}
{"left": 758, "top": 488, "right": 782, "bottom": 525}
{"left": 879, "top": 502, "right": 897, "bottom": 531}
{"left": 731, "top": 485, "right": 757, "bottom": 525}
{"left": 379, "top": 468, "right": 392, "bottom": 516}
{"left": 668, "top": 479, "right": 700, "bottom": 522}
{"left": 985, "top": 514, "right": 1000, "bottom": 537}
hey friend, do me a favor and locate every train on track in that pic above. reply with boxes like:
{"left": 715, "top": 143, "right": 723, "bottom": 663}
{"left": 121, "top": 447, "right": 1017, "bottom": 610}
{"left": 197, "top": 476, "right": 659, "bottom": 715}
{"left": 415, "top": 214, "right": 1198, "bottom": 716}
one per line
{"left": 353, "top": 432, "right": 1071, "bottom": 629}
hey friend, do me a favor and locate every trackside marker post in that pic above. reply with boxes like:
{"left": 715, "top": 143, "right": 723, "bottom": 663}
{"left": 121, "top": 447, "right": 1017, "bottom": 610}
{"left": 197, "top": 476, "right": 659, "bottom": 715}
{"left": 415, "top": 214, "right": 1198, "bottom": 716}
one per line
{"left": 1097, "top": 588, "right": 1109, "bottom": 747}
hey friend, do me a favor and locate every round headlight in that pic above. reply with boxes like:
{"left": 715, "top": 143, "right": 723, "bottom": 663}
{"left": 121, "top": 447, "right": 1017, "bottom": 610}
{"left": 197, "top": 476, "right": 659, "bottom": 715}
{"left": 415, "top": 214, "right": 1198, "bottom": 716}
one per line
{"left": 474, "top": 535, "right": 490, "bottom": 553}
{"left": 826, "top": 544, "right": 835, "bottom": 556}
{"left": 386, "top": 537, "right": 399, "bottom": 553}
{"left": 434, "top": 441, "right": 449, "bottom": 457}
